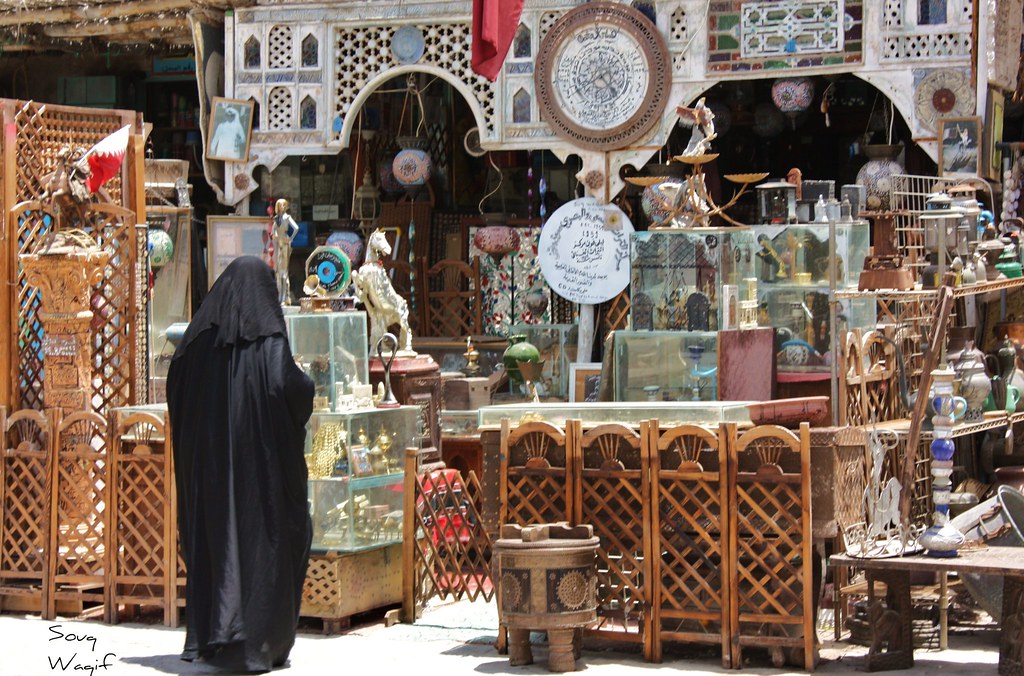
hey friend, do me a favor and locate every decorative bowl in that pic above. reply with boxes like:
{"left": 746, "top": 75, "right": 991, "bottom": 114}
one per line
{"left": 745, "top": 396, "right": 829, "bottom": 428}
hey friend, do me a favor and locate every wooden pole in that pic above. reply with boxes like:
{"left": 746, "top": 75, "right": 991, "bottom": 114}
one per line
{"left": 401, "top": 447, "right": 417, "bottom": 624}
{"left": 1, "top": 101, "right": 15, "bottom": 410}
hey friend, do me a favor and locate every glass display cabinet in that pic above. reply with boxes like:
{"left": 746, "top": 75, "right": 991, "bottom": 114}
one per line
{"left": 305, "top": 406, "right": 420, "bottom": 552}
{"left": 478, "top": 401, "right": 752, "bottom": 428}
{"left": 285, "top": 311, "right": 369, "bottom": 409}
{"left": 750, "top": 221, "right": 872, "bottom": 373}
{"left": 508, "top": 323, "right": 578, "bottom": 399}
{"left": 609, "top": 330, "right": 720, "bottom": 402}
{"left": 630, "top": 228, "right": 756, "bottom": 332}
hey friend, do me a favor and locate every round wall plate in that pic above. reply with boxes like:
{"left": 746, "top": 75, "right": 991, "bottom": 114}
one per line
{"left": 391, "top": 25, "right": 425, "bottom": 65}
{"left": 535, "top": 2, "right": 670, "bottom": 150}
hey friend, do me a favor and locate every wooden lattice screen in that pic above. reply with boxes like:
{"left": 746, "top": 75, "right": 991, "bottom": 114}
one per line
{"left": 47, "top": 410, "right": 108, "bottom": 619}
{"left": 647, "top": 421, "right": 732, "bottom": 666}
{"left": 729, "top": 424, "right": 815, "bottom": 671}
{"left": 0, "top": 408, "right": 50, "bottom": 610}
{"left": 574, "top": 422, "right": 652, "bottom": 656}
{"left": 106, "top": 409, "right": 181, "bottom": 626}
{"left": 421, "top": 258, "right": 482, "bottom": 337}
{"left": 499, "top": 420, "right": 572, "bottom": 527}
{"left": 401, "top": 458, "right": 493, "bottom": 621}
{"left": 1, "top": 99, "right": 145, "bottom": 414}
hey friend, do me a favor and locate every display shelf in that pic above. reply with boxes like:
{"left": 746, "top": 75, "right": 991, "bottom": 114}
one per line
{"left": 835, "top": 276, "right": 1024, "bottom": 301}
{"left": 305, "top": 406, "right": 419, "bottom": 553}
{"left": 285, "top": 311, "right": 370, "bottom": 409}
{"left": 880, "top": 410, "right": 1024, "bottom": 439}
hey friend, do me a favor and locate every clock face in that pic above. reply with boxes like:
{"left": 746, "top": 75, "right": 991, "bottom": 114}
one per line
{"left": 536, "top": 2, "right": 670, "bottom": 150}
{"left": 914, "top": 68, "right": 974, "bottom": 132}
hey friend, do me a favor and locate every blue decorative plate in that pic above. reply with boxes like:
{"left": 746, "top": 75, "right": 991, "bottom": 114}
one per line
{"left": 391, "top": 26, "right": 425, "bottom": 65}
{"left": 304, "top": 246, "right": 351, "bottom": 296}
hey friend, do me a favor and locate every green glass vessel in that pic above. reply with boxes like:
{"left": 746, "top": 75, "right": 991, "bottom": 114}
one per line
{"left": 502, "top": 334, "right": 540, "bottom": 384}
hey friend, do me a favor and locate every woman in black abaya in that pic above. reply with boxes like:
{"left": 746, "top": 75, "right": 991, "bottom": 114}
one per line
{"left": 167, "top": 256, "right": 313, "bottom": 672}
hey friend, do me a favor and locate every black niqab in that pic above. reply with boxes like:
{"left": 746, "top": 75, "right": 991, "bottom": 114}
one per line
{"left": 168, "top": 255, "right": 313, "bottom": 672}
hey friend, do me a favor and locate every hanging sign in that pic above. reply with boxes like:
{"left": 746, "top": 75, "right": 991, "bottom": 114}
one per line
{"left": 538, "top": 197, "right": 634, "bottom": 304}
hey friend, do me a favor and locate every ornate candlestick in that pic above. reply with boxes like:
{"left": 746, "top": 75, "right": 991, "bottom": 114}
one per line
{"left": 375, "top": 333, "right": 401, "bottom": 408}
{"left": 918, "top": 367, "right": 967, "bottom": 557}
{"left": 462, "top": 336, "right": 481, "bottom": 377}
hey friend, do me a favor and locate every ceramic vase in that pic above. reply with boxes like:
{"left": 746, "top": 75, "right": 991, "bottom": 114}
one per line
{"left": 147, "top": 229, "right": 174, "bottom": 269}
{"left": 856, "top": 144, "right": 903, "bottom": 212}
{"left": 503, "top": 334, "right": 540, "bottom": 385}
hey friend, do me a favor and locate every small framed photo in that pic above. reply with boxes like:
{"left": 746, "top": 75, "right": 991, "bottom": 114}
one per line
{"left": 349, "top": 445, "right": 374, "bottom": 477}
{"left": 569, "top": 362, "right": 603, "bottom": 403}
{"left": 984, "top": 88, "right": 1005, "bottom": 179}
{"left": 206, "top": 97, "right": 254, "bottom": 162}
{"left": 938, "top": 116, "right": 982, "bottom": 177}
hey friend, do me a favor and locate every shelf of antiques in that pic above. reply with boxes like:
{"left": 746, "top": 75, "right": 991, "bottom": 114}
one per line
{"left": 301, "top": 406, "right": 420, "bottom": 631}
{"left": 629, "top": 228, "right": 756, "bottom": 332}
{"left": 507, "top": 323, "right": 578, "bottom": 400}
{"left": 285, "top": 311, "right": 370, "bottom": 411}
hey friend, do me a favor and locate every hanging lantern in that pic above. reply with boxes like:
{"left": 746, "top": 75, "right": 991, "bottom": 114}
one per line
{"left": 353, "top": 168, "right": 382, "bottom": 233}
{"left": 753, "top": 101, "right": 785, "bottom": 138}
{"left": 856, "top": 144, "right": 904, "bottom": 212}
{"left": 771, "top": 77, "right": 815, "bottom": 128}
{"left": 474, "top": 217, "right": 521, "bottom": 261}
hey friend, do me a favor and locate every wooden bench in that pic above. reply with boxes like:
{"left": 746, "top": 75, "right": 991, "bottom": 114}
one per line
{"left": 830, "top": 547, "right": 1024, "bottom": 675}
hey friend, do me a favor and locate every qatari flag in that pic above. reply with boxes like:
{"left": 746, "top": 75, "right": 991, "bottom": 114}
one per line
{"left": 471, "top": 0, "right": 524, "bottom": 81}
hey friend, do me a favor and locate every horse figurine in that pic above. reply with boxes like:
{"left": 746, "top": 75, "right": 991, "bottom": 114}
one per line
{"left": 351, "top": 228, "right": 416, "bottom": 356}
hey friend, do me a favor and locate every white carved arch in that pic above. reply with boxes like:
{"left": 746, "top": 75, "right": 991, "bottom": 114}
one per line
{"left": 334, "top": 64, "right": 491, "bottom": 151}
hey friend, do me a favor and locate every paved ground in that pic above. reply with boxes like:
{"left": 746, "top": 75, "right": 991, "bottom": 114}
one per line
{"left": 0, "top": 599, "right": 1001, "bottom": 675}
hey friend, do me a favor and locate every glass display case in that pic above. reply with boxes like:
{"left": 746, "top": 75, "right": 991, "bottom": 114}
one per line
{"left": 508, "top": 323, "right": 578, "bottom": 399}
{"left": 478, "top": 401, "right": 752, "bottom": 428}
{"left": 305, "top": 406, "right": 420, "bottom": 553}
{"left": 630, "top": 228, "right": 756, "bottom": 332}
{"left": 750, "top": 220, "right": 869, "bottom": 288}
{"left": 609, "top": 330, "right": 720, "bottom": 402}
{"left": 285, "top": 311, "right": 369, "bottom": 409}
{"left": 440, "top": 410, "right": 480, "bottom": 436}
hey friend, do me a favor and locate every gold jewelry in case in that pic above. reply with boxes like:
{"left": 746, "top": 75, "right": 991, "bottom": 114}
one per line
{"left": 309, "top": 422, "right": 346, "bottom": 478}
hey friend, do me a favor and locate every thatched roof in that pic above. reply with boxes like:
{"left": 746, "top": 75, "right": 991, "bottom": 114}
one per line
{"left": 0, "top": 0, "right": 254, "bottom": 52}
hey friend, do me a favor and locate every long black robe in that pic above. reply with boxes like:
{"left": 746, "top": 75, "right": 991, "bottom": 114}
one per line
{"left": 167, "top": 256, "right": 313, "bottom": 672}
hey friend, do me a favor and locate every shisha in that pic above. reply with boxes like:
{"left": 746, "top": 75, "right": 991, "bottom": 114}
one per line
{"left": 626, "top": 98, "right": 768, "bottom": 228}
{"left": 685, "top": 344, "right": 717, "bottom": 400}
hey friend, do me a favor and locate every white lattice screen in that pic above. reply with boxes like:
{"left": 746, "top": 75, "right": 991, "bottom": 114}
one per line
{"left": 268, "top": 87, "right": 293, "bottom": 130}
{"left": 269, "top": 25, "right": 294, "bottom": 69}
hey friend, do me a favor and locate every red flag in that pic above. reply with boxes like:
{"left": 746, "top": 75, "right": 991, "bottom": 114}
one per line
{"left": 84, "top": 124, "right": 130, "bottom": 193}
{"left": 471, "top": 0, "right": 524, "bottom": 81}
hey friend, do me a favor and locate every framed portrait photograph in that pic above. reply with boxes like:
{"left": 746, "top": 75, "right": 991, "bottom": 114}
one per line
{"left": 569, "top": 362, "right": 603, "bottom": 403}
{"left": 984, "top": 88, "right": 1005, "bottom": 179}
{"left": 938, "top": 116, "right": 982, "bottom": 177}
{"left": 206, "top": 215, "right": 271, "bottom": 288}
{"left": 206, "top": 97, "right": 254, "bottom": 162}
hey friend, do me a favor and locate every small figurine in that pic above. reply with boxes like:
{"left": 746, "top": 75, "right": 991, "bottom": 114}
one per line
{"left": 676, "top": 97, "right": 717, "bottom": 157}
{"left": 273, "top": 198, "right": 300, "bottom": 305}
{"left": 462, "top": 336, "right": 481, "bottom": 377}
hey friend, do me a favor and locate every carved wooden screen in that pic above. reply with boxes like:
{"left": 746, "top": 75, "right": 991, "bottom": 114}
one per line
{"left": 403, "top": 453, "right": 493, "bottom": 620}
{"left": 48, "top": 410, "right": 108, "bottom": 620}
{"left": 648, "top": 421, "right": 732, "bottom": 667}
{"left": 2, "top": 100, "right": 141, "bottom": 414}
{"left": 421, "top": 257, "right": 482, "bottom": 337}
{"left": 499, "top": 420, "right": 571, "bottom": 527}
{"left": 573, "top": 421, "right": 652, "bottom": 655}
{"left": 728, "top": 423, "right": 814, "bottom": 672}
{"left": 0, "top": 408, "right": 50, "bottom": 611}
{"left": 106, "top": 409, "right": 180, "bottom": 626}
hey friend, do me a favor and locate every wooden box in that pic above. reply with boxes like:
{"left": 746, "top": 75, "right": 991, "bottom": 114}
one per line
{"left": 301, "top": 543, "right": 402, "bottom": 632}
{"left": 443, "top": 377, "right": 491, "bottom": 410}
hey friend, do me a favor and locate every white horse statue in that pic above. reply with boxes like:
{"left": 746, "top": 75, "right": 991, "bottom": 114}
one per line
{"left": 351, "top": 228, "right": 416, "bottom": 356}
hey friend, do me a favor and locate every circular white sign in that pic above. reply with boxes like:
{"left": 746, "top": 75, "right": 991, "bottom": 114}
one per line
{"left": 538, "top": 197, "right": 634, "bottom": 304}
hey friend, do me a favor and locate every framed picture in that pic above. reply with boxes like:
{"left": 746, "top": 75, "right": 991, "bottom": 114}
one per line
{"left": 984, "top": 88, "right": 1005, "bottom": 179}
{"left": 206, "top": 97, "right": 254, "bottom": 162}
{"left": 569, "top": 362, "right": 603, "bottom": 403}
{"left": 938, "top": 116, "right": 982, "bottom": 177}
{"left": 349, "top": 445, "right": 374, "bottom": 477}
{"left": 206, "top": 215, "right": 271, "bottom": 288}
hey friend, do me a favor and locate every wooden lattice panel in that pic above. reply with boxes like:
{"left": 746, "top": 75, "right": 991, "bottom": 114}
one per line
{"left": 422, "top": 258, "right": 482, "bottom": 337}
{"left": 602, "top": 289, "right": 631, "bottom": 334}
{"left": 728, "top": 424, "right": 814, "bottom": 672}
{"left": 48, "top": 410, "right": 108, "bottom": 619}
{"left": 106, "top": 410, "right": 179, "bottom": 626}
{"left": 499, "top": 420, "right": 571, "bottom": 527}
{"left": 4, "top": 99, "right": 139, "bottom": 414}
{"left": 0, "top": 409, "right": 49, "bottom": 609}
{"left": 648, "top": 422, "right": 731, "bottom": 666}
{"left": 409, "top": 467, "right": 493, "bottom": 610}
{"left": 575, "top": 422, "right": 651, "bottom": 654}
